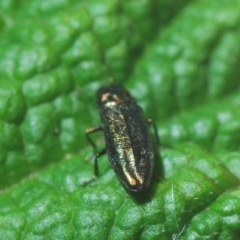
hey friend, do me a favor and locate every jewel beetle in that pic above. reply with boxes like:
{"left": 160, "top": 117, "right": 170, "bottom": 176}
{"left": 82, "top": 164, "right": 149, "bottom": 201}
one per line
{"left": 86, "top": 85, "right": 159, "bottom": 192}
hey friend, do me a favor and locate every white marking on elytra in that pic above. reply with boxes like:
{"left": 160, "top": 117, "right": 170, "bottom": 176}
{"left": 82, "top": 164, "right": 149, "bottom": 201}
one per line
{"left": 106, "top": 97, "right": 144, "bottom": 187}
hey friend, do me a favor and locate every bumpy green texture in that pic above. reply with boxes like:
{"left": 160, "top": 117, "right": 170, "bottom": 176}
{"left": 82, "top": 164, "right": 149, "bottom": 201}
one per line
{"left": 0, "top": 146, "right": 240, "bottom": 239}
{"left": 182, "top": 190, "right": 240, "bottom": 240}
{"left": 160, "top": 93, "right": 240, "bottom": 151}
{"left": 1, "top": 0, "right": 240, "bottom": 239}
{"left": 129, "top": 0, "right": 240, "bottom": 119}
{"left": 0, "top": 0, "right": 192, "bottom": 189}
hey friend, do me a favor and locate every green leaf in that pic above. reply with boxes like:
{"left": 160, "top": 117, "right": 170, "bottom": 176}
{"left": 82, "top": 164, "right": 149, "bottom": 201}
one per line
{"left": 0, "top": 0, "right": 240, "bottom": 239}
{"left": 0, "top": 146, "right": 239, "bottom": 239}
{"left": 182, "top": 190, "right": 240, "bottom": 239}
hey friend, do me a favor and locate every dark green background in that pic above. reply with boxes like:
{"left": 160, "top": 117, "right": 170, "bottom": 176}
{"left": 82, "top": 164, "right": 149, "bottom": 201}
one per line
{"left": 0, "top": 0, "right": 240, "bottom": 239}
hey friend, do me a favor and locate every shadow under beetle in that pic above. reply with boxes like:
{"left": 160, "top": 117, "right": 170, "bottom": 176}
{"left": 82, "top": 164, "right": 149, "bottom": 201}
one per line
{"left": 85, "top": 85, "right": 159, "bottom": 192}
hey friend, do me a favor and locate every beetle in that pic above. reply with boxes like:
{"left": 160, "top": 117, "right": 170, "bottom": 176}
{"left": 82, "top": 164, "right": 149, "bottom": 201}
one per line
{"left": 85, "top": 85, "right": 159, "bottom": 192}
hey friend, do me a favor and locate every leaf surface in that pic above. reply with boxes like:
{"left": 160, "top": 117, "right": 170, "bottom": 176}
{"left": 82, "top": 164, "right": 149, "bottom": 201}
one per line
{"left": 0, "top": 0, "right": 240, "bottom": 239}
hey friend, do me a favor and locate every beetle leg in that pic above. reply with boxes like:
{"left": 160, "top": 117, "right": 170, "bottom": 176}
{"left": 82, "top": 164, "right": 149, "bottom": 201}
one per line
{"left": 85, "top": 126, "right": 103, "bottom": 152}
{"left": 94, "top": 148, "right": 107, "bottom": 176}
{"left": 147, "top": 119, "right": 160, "bottom": 145}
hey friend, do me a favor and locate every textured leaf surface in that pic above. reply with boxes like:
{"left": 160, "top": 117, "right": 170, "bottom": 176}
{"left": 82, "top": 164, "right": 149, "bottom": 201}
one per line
{"left": 0, "top": 0, "right": 240, "bottom": 239}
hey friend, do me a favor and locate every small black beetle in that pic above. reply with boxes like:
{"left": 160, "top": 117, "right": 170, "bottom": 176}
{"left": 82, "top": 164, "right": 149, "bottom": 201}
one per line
{"left": 86, "top": 85, "right": 159, "bottom": 192}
